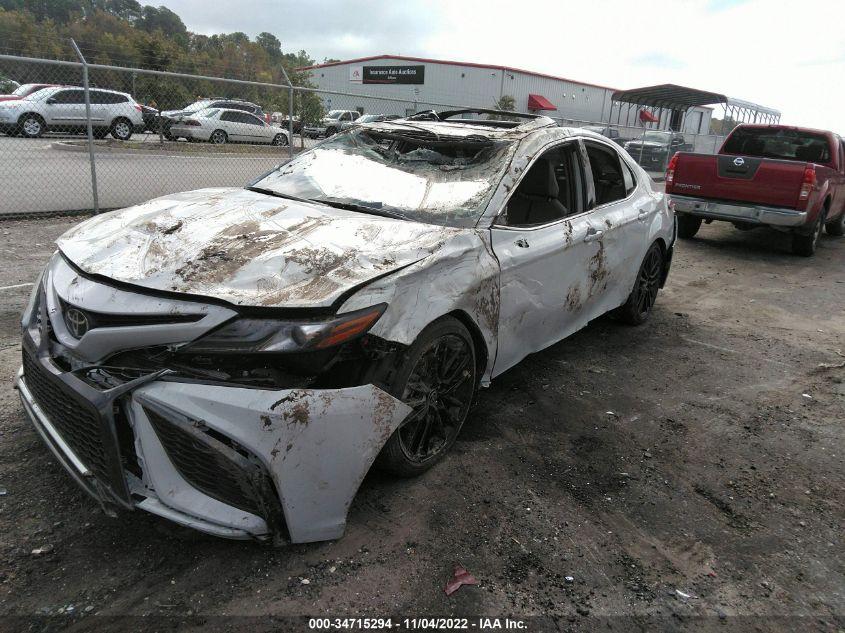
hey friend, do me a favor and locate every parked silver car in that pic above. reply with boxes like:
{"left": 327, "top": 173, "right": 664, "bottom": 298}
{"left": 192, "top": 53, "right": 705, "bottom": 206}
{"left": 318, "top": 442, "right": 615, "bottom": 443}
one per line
{"left": 169, "top": 108, "right": 289, "bottom": 145}
{"left": 17, "top": 109, "right": 675, "bottom": 544}
{"left": 0, "top": 86, "right": 143, "bottom": 139}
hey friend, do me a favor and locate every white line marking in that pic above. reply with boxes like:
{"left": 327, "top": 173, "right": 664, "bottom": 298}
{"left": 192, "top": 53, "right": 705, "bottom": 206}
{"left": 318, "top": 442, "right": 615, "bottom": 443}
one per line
{"left": 0, "top": 282, "right": 34, "bottom": 291}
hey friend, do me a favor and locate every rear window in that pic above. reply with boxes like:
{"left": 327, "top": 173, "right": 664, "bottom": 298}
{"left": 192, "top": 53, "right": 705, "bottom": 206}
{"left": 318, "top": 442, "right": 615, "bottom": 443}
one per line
{"left": 723, "top": 128, "right": 831, "bottom": 163}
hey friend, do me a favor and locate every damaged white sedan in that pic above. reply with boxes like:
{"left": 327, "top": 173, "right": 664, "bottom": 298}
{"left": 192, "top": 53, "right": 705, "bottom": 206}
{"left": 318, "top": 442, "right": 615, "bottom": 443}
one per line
{"left": 16, "top": 109, "right": 675, "bottom": 544}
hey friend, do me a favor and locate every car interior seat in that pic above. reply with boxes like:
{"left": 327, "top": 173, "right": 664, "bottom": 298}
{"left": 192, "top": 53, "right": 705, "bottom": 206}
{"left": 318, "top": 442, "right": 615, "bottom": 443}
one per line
{"left": 507, "top": 159, "right": 568, "bottom": 225}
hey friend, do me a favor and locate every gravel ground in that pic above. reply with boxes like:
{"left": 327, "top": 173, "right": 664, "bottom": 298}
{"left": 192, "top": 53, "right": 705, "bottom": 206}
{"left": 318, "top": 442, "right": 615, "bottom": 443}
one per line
{"left": 0, "top": 216, "right": 842, "bottom": 632}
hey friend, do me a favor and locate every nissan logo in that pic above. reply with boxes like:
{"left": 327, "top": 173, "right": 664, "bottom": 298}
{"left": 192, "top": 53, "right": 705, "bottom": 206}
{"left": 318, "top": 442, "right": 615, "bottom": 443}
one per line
{"left": 64, "top": 307, "right": 90, "bottom": 338}
{"left": 733, "top": 157, "right": 745, "bottom": 166}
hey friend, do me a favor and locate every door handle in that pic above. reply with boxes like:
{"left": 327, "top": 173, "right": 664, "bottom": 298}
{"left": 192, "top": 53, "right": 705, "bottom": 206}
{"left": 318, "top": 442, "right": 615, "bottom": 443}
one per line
{"left": 514, "top": 237, "right": 530, "bottom": 248}
{"left": 584, "top": 227, "right": 604, "bottom": 243}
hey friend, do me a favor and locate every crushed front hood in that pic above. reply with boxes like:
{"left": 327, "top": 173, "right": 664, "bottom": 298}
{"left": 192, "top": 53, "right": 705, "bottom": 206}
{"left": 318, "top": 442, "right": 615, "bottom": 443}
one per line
{"left": 57, "top": 188, "right": 460, "bottom": 309}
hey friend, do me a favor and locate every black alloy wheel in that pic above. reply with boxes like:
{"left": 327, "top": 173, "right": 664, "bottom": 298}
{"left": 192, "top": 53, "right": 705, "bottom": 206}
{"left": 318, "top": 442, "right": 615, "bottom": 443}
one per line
{"left": 378, "top": 317, "right": 477, "bottom": 477}
{"left": 617, "top": 242, "right": 664, "bottom": 325}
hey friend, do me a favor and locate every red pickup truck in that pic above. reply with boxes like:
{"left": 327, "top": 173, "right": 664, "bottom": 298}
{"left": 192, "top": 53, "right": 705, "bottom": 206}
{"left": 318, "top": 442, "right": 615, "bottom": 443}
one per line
{"left": 666, "top": 124, "right": 845, "bottom": 256}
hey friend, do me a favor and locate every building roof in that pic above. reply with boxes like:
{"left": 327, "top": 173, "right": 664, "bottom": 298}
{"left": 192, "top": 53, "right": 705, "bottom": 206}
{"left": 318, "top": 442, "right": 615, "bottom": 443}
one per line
{"left": 296, "top": 54, "right": 617, "bottom": 92}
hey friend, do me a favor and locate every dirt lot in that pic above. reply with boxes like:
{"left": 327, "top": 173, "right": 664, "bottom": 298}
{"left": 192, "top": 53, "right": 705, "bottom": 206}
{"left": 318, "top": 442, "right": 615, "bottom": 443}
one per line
{"left": 0, "top": 216, "right": 842, "bottom": 632}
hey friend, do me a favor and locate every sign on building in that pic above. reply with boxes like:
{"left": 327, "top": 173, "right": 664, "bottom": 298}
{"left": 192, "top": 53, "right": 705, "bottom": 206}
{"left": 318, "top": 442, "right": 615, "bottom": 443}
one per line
{"left": 348, "top": 65, "right": 425, "bottom": 85}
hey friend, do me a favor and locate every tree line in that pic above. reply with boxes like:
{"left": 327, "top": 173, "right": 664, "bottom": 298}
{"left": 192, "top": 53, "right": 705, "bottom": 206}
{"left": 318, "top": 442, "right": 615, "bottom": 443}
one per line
{"left": 0, "top": 0, "right": 325, "bottom": 122}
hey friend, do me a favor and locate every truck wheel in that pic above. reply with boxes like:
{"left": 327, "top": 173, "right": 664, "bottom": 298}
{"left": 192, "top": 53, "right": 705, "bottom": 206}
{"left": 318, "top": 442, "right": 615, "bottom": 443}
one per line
{"left": 825, "top": 210, "right": 845, "bottom": 237}
{"left": 376, "top": 316, "right": 477, "bottom": 478}
{"left": 677, "top": 214, "right": 702, "bottom": 239}
{"left": 792, "top": 211, "right": 825, "bottom": 257}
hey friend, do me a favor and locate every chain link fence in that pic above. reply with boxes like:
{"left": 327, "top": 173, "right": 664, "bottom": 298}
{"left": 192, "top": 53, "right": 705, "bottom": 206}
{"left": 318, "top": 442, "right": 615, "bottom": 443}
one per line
{"left": 1, "top": 49, "right": 728, "bottom": 219}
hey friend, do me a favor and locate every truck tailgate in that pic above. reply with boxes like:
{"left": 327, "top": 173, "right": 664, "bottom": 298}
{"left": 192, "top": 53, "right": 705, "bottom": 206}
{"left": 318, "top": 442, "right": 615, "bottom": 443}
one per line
{"left": 673, "top": 153, "right": 806, "bottom": 209}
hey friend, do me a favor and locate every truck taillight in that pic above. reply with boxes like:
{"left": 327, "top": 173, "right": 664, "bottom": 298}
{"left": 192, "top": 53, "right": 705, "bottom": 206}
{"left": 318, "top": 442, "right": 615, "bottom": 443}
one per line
{"left": 798, "top": 165, "right": 816, "bottom": 201}
{"left": 665, "top": 152, "right": 679, "bottom": 188}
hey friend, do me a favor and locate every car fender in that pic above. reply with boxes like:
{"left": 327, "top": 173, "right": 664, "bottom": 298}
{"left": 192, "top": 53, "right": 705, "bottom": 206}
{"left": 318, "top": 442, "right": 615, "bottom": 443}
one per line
{"left": 338, "top": 229, "right": 499, "bottom": 384}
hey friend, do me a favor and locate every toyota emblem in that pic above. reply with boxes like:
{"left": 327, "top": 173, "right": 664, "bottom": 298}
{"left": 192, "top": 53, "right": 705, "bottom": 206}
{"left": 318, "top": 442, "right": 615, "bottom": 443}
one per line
{"left": 64, "top": 307, "right": 90, "bottom": 338}
{"left": 733, "top": 157, "right": 745, "bottom": 166}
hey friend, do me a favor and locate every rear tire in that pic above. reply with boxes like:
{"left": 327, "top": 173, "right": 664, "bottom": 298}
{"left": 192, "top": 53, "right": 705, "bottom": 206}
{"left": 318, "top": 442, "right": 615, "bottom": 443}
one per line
{"left": 110, "top": 118, "right": 133, "bottom": 141}
{"left": 825, "top": 210, "right": 845, "bottom": 237}
{"left": 210, "top": 129, "right": 227, "bottom": 144}
{"left": 677, "top": 214, "right": 702, "bottom": 239}
{"left": 377, "top": 316, "right": 478, "bottom": 478}
{"left": 792, "top": 210, "right": 826, "bottom": 257}
{"left": 617, "top": 242, "right": 665, "bottom": 326}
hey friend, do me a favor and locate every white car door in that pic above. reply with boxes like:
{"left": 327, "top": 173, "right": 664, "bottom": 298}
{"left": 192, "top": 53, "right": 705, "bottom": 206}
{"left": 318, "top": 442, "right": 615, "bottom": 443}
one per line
{"left": 242, "top": 112, "right": 272, "bottom": 143}
{"left": 581, "top": 139, "right": 653, "bottom": 317}
{"left": 44, "top": 89, "right": 85, "bottom": 129}
{"left": 219, "top": 111, "right": 247, "bottom": 142}
{"left": 490, "top": 138, "right": 651, "bottom": 376}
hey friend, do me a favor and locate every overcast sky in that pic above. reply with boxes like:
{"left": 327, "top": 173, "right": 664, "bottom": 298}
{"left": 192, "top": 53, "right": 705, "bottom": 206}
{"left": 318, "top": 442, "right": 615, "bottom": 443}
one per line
{"left": 159, "top": 0, "right": 845, "bottom": 131}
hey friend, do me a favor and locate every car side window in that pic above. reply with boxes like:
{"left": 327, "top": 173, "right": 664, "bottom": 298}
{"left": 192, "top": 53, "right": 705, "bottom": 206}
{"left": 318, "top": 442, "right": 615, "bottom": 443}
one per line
{"left": 243, "top": 113, "right": 264, "bottom": 126}
{"left": 503, "top": 142, "right": 585, "bottom": 227}
{"left": 52, "top": 90, "right": 84, "bottom": 105}
{"left": 584, "top": 141, "right": 627, "bottom": 206}
{"left": 220, "top": 111, "right": 238, "bottom": 122}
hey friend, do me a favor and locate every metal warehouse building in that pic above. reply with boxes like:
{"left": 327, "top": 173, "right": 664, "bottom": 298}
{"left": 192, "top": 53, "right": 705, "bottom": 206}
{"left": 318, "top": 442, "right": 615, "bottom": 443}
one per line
{"left": 298, "top": 54, "right": 721, "bottom": 134}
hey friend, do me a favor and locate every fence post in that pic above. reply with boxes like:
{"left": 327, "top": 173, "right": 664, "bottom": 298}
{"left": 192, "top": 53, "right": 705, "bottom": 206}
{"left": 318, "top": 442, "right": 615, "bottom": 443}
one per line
{"left": 278, "top": 66, "right": 294, "bottom": 160}
{"left": 70, "top": 39, "right": 99, "bottom": 214}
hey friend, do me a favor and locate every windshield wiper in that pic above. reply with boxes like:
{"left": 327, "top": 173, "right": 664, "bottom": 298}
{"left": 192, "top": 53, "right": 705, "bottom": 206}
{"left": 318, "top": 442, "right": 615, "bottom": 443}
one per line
{"left": 245, "top": 186, "right": 314, "bottom": 205}
{"left": 311, "top": 197, "right": 410, "bottom": 221}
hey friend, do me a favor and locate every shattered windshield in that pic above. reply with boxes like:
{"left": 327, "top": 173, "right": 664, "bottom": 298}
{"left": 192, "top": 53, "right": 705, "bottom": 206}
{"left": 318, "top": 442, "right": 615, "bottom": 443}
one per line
{"left": 252, "top": 127, "right": 516, "bottom": 227}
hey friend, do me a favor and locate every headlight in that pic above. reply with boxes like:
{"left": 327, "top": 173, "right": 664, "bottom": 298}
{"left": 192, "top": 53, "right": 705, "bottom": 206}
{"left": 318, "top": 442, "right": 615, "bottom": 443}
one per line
{"left": 184, "top": 303, "right": 387, "bottom": 354}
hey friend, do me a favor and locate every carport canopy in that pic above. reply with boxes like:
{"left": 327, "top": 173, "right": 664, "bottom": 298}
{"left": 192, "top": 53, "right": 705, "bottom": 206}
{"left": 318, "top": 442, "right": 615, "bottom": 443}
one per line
{"left": 610, "top": 83, "right": 781, "bottom": 127}
{"left": 610, "top": 83, "right": 727, "bottom": 109}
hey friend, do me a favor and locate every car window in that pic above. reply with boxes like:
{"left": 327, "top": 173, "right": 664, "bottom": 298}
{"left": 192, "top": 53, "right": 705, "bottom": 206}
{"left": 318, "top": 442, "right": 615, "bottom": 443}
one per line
{"left": 51, "top": 90, "right": 84, "bottom": 105}
{"left": 88, "top": 91, "right": 108, "bottom": 104}
{"left": 584, "top": 141, "right": 627, "bottom": 206}
{"left": 722, "top": 127, "right": 832, "bottom": 163}
{"left": 504, "top": 141, "right": 585, "bottom": 227}
{"left": 220, "top": 111, "right": 239, "bottom": 122}
{"left": 243, "top": 113, "right": 264, "bottom": 126}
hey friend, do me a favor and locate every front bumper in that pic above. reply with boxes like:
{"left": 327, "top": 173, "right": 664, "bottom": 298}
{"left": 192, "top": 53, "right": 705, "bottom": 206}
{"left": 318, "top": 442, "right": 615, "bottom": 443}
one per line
{"left": 18, "top": 304, "right": 411, "bottom": 543}
{"left": 671, "top": 194, "right": 807, "bottom": 228}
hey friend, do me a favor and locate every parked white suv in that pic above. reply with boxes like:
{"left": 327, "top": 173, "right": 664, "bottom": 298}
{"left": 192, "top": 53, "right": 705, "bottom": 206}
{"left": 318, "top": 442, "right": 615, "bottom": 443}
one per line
{"left": 0, "top": 86, "right": 144, "bottom": 140}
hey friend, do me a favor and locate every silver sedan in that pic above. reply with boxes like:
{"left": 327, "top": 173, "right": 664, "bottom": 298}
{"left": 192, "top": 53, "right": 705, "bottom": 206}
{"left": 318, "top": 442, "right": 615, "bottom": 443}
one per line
{"left": 170, "top": 107, "right": 289, "bottom": 146}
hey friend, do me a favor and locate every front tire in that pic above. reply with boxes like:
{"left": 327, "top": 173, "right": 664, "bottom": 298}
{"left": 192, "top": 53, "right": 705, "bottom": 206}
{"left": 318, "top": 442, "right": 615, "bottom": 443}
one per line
{"left": 110, "top": 118, "right": 133, "bottom": 141}
{"left": 792, "top": 210, "right": 826, "bottom": 257}
{"left": 272, "top": 133, "right": 288, "bottom": 146}
{"left": 17, "top": 114, "right": 44, "bottom": 138}
{"left": 677, "top": 214, "right": 702, "bottom": 239}
{"left": 617, "top": 242, "right": 665, "bottom": 325}
{"left": 377, "top": 317, "right": 477, "bottom": 477}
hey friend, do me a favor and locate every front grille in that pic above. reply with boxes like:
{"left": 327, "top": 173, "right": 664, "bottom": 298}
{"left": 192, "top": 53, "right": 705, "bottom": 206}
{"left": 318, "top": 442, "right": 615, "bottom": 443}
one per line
{"left": 144, "top": 406, "right": 268, "bottom": 517}
{"left": 59, "top": 298, "right": 202, "bottom": 336}
{"left": 22, "top": 351, "right": 109, "bottom": 481}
